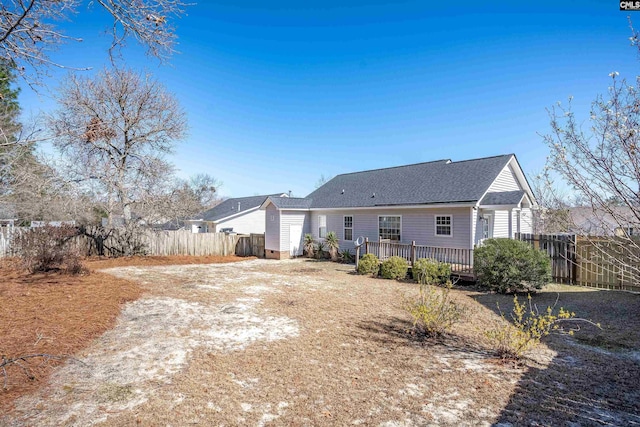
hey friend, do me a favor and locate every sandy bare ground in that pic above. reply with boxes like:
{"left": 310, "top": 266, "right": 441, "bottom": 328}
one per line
{"left": 3, "top": 259, "right": 639, "bottom": 426}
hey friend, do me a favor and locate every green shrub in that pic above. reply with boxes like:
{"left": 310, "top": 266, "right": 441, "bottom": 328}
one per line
{"left": 474, "top": 238, "right": 551, "bottom": 293}
{"left": 412, "top": 258, "right": 451, "bottom": 285}
{"left": 381, "top": 256, "right": 408, "bottom": 280}
{"left": 485, "top": 295, "right": 599, "bottom": 359}
{"left": 340, "top": 249, "right": 354, "bottom": 264}
{"left": 357, "top": 253, "right": 379, "bottom": 276}
{"left": 404, "top": 284, "right": 465, "bottom": 337}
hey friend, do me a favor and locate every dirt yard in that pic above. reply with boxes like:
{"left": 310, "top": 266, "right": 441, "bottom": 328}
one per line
{"left": 2, "top": 258, "right": 639, "bottom": 426}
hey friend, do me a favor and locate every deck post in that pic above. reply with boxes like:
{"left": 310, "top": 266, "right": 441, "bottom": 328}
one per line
{"left": 411, "top": 241, "right": 416, "bottom": 266}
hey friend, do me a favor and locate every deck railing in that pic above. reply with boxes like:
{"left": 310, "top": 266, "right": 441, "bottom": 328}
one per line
{"left": 356, "top": 238, "right": 474, "bottom": 275}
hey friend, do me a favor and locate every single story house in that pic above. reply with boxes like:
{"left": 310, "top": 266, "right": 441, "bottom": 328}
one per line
{"left": 260, "top": 154, "right": 536, "bottom": 259}
{"left": 189, "top": 193, "right": 288, "bottom": 234}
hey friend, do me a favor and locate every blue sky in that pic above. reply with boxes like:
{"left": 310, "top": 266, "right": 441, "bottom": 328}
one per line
{"left": 18, "top": 1, "right": 640, "bottom": 198}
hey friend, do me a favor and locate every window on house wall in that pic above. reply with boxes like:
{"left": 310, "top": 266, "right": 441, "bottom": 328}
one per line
{"left": 344, "top": 216, "right": 353, "bottom": 241}
{"left": 482, "top": 214, "right": 492, "bottom": 239}
{"left": 379, "top": 216, "right": 401, "bottom": 241}
{"left": 435, "top": 215, "right": 452, "bottom": 236}
{"left": 318, "top": 215, "right": 327, "bottom": 238}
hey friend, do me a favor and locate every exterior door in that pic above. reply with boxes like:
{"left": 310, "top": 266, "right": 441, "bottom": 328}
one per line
{"left": 289, "top": 224, "right": 303, "bottom": 257}
{"left": 482, "top": 214, "right": 493, "bottom": 243}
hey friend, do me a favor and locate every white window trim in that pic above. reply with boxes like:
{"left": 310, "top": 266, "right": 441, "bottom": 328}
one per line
{"left": 343, "top": 215, "right": 353, "bottom": 242}
{"left": 318, "top": 215, "right": 327, "bottom": 239}
{"left": 378, "top": 215, "right": 402, "bottom": 242}
{"left": 434, "top": 214, "right": 453, "bottom": 238}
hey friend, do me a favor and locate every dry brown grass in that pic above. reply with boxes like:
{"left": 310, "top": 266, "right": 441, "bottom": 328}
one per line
{"left": 1, "top": 258, "right": 639, "bottom": 426}
{"left": 84, "top": 254, "right": 253, "bottom": 270}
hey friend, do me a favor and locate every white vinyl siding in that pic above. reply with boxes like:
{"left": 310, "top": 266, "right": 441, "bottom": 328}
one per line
{"left": 487, "top": 164, "right": 521, "bottom": 193}
{"left": 214, "top": 209, "right": 267, "bottom": 234}
{"left": 265, "top": 204, "right": 280, "bottom": 251}
{"left": 492, "top": 210, "right": 510, "bottom": 238}
{"left": 520, "top": 208, "right": 533, "bottom": 234}
{"left": 309, "top": 207, "right": 473, "bottom": 249}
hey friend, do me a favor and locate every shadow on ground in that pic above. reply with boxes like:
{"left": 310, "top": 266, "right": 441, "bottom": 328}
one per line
{"left": 472, "top": 290, "right": 640, "bottom": 426}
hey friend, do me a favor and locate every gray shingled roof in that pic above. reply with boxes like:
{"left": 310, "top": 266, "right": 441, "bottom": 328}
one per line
{"left": 479, "top": 190, "right": 525, "bottom": 206}
{"left": 304, "top": 154, "right": 514, "bottom": 209}
{"left": 195, "top": 193, "right": 285, "bottom": 222}
{"left": 267, "top": 197, "right": 313, "bottom": 209}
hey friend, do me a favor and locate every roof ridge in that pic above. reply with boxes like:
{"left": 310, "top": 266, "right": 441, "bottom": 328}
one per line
{"left": 333, "top": 158, "right": 450, "bottom": 177}
{"left": 448, "top": 153, "right": 513, "bottom": 165}
{"left": 332, "top": 154, "right": 513, "bottom": 178}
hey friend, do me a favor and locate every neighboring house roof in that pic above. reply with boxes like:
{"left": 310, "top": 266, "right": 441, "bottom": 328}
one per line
{"left": 193, "top": 193, "right": 287, "bottom": 222}
{"left": 304, "top": 154, "right": 516, "bottom": 209}
{"left": 479, "top": 190, "right": 526, "bottom": 206}
{"left": 568, "top": 206, "right": 639, "bottom": 235}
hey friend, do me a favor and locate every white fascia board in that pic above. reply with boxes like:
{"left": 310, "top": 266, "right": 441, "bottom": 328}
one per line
{"left": 508, "top": 156, "right": 537, "bottom": 207}
{"left": 479, "top": 204, "right": 520, "bottom": 210}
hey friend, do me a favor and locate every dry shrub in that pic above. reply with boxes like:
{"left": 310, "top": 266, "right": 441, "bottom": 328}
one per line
{"left": 404, "top": 284, "right": 465, "bottom": 337}
{"left": 14, "top": 225, "right": 86, "bottom": 275}
{"left": 485, "top": 295, "right": 599, "bottom": 359}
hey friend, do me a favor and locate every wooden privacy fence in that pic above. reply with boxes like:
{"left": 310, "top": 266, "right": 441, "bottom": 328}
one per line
{"left": 235, "top": 233, "right": 265, "bottom": 258}
{"left": 516, "top": 233, "right": 640, "bottom": 292}
{"left": 0, "top": 228, "right": 264, "bottom": 258}
{"left": 357, "top": 238, "right": 474, "bottom": 275}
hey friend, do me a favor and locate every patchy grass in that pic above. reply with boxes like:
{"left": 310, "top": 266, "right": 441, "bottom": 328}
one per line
{"left": 1, "top": 259, "right": 639, "bottom": 426}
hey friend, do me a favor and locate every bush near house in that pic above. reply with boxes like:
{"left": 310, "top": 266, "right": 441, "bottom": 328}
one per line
{"left": 357, "top": 253, "right": 379, "bottom": 276}
{"left": 474, "top": 238, "right": 551, "bottom": 294}
{"left": 381, "top": 256, "right": 408, "bottom": 280}
{"left": 412, "top": 258, "right": 451, "bottom": 286}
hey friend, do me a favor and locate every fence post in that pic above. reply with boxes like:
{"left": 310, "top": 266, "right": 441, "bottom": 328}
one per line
{"left": 365, "top": 237, "right": 369, "bottom": 255}
{"left": 411, "top": 241, "right": 416, "bottom": 266}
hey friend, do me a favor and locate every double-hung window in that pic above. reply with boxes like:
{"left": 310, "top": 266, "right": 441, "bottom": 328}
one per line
{"left": 435, "top": 215, "right": 452, "bottom": 237}
{"left": 379, "top": 216, "right": 401, "bottom": 241}
{"left": 344, "top": 216, "right": 353, "bottom": 241}
{"left": 318, "top": 215, "right": 327, "bottom": 238}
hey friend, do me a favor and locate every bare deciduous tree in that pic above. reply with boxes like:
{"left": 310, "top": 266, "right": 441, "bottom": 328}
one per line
{"left": 1, "top": 0, "right": 190, "bottom": 85}
{"left": 49, "top": 67, "right": 187, "bottom": 227}
{"left": 542, "top": 61, "right": 640, "bottom": 278}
